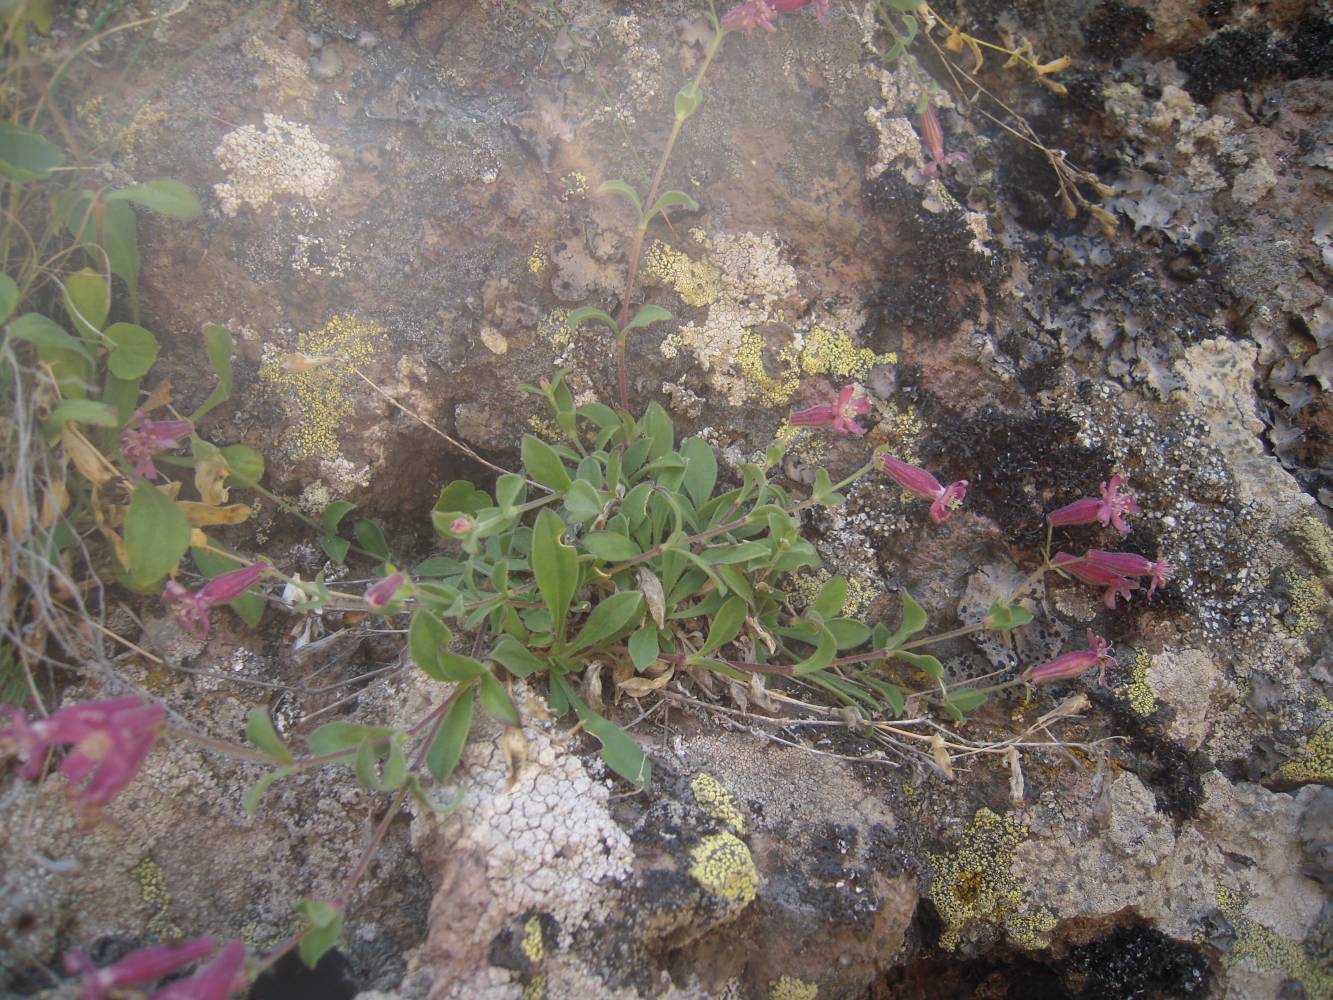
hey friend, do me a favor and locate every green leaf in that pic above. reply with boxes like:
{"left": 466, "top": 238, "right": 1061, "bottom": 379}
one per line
{"left": 296, "top": 899, "right": 344, "bottom": 970}
{"left": 645, "top": 190, "right": 699, "bottom": 226}
{"left": 621, "top": 304, "right": 672, "bottom": 335}
{"left": 704, "top": 541, "right": 769, "bottom": 565}
{"left": 563, "top": 479, "right": 602, "bottom": 522}
{"left": 639, "top": 402, "right": 674, "bottom": 461}
{"left": 863, "top": 677, "right": 906, "bottom": 716}
{"left": 191, "top": 545, "right": 265, "bottom": 627}
{"left": 434, "top": 479, "right": 492, "bottom": 515}
{"left": 409, "top": 610, "right": 453, "bottom": 681}
{"left": 826, "top": 618, "right": 872, "bottom": 650}
{"left": 0, "top": 123, "right": 63, "bottom": 181}
{"left": 700, "top": 595, "right": 747, "bottom": 655}
{"left": 794, "top": 623, "right": 838, "bottom": 675}
{"left": 62, "top": 268, "right": 107, "bottom": 337}
{"left": 106, "top": 180, "right": 201, "bottom": 219}
{"left": 307, "top": 722, "right": 393, "bottom": 755}
{"left": 891, "top": 649, "right": 944, "bottom": 683}
{"left": 354, "top": 518, "right": 390, "bottom": 560}
{"left": 566, "top": 306, "right": 620, "bottom": 335}
{"left": 946, "top": 689, "right": 988, "bottom": 716}
{"left": 478, "top": 671, "right": 520, "bottom": 726}
{"left": 490, "top": 634, "right": 547, "bottom": 678}
{"left": 552, "top": 674, "right": 650, "bottom": 788}
{"left": 986, "top": 598, "right": 1034, "bottom": 631}
{"left": 321, "top": 499, "right": 357, "bottom": 535}
{"left": 495, "top": 473, "right": 526, "bottom": 511}
{"left": 531, "top": 508, "right": 577, "bottom": 636}
{"left": 680, "top": 438, "right": 717, "bottom": 509}
{"left": 45, "top": 399, "right": 117, "bottom": 430}
{"left": 101, "top": 199, "right": 140, "bottom": 309}
{"left": 811, "top": 468, "right": 845, "bottom": 507}
{"left": 885, "top": 590, "right": 928, "bottom": 648}
{"left": 583, "top": 531, "right": 640, "bottom": 562}
{"left": 427, "top": 685, "right": 476, "bottom": 782}
{"left": 6, "top": 312, "right": 90, "bottom": 359}
{"left": 124, "top": 482, "right": 190, "bottom": 587}
{"left": 811, "top": 575, "right": 848, "bottom": 619}
{"left": 416, "top": 555, "right": 464, "bottom": 578}
{"left": 675, "top": 81, "right": 702, "bottom": 121}
{"left": 521, "top": 434, "right": 573, "bottom": 491}
{"left": 628, "top": 626, "right": 659, "bottom": 670}
{"left": 594, "top": 179, "right": 643, "bottom": 222}
{"left": 0, "top": 274, "right": 17, "bottom": 322}
{"left": 104, "top": 322, "right": 159, "bottom": 379}
{"left": 192, "top": 324, "right": 233, "bottom": 420}
{"left": 355, "top": 735, "right": 407, "bottom": 791}
{"left": 569, "top": 590, "right": 643, "bottom": 653}
{"left": 221, "top": 444, "right": 264, "bottom": 488}
{"left": 245, "top": 709, "right": 293, "bottom": 763}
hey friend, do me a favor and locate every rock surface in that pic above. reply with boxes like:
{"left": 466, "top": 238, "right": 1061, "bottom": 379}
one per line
{"left": 2, "top": 1, "right": 1330, "bottom": 998}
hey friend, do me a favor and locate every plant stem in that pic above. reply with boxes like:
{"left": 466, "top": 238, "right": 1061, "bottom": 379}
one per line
{"left": 612, "top": 23, "right": 728, "bottom": 410}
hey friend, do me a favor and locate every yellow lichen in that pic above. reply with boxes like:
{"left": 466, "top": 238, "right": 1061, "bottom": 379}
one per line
{"left": 1280, "top": 570, "right": 1331, "bottom": 639}
{"left": 736, "top": 330, "right": 800, "bottom": 406}
{"left": 1217, "top": 885, "right": 1330, "bottom": 998}
{"left": 927, "top": 808, "right": 1053, "bottom": 951}
{"left": 521, "top": 915, "right": 544, "bottom": 964}
{"left": 797, "top": 326, "right": 896, "bottom": 381}
{"left": 77, "top": 96, "right": 166, "bottom": 155}
{"left": 528, "top": 244, "right": 548, "bottom": 276}
{"left": 541, "top": 308, "right": 572, "bottom": 351}
{"left": 691, "top": 773, "right": 746, "bottom": 834}
{"left": 688, "top": 833, "right": 759, "bottom": 907}
{"left": 786, "top": 568, "right": 883, "bottom": 618}
{"left": 258, "top": 313, "right": 380, "bottom": 460}
{"left": 1118, "top": 649, "right": 1158, "bottom": 717}
{"left": 1289, "top": 515, "right": 1333, "bottom": 577}
{"left": 1279, "top": 720, "right": 1333, "bottom": 784}
{"left": 561, "top": 172, "right": 588, "bottom": 201}
{"left": 130, "top": 858, "right": 181, "bottom": 939}
{"left": 770, "top": 976, "right": 818, "bottom": 1000}
{"left": 521, "top": 975, "right": 546, "bottom": 1000}
{"left": 643, "top": 240, "right": 723, "bottom": 308}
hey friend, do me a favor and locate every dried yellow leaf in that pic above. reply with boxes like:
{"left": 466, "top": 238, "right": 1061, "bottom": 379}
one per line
{"left": 61, "top": 425, "right": 120, "bottom": 487}
{"left": 177, "top": 501, "right": 252, "bottom": 526}
{"left": 1035, "top": 55, "right": 1072, "bottom": 75}
{"left": 618, "top": 669, "right": 674, "bottom": 698}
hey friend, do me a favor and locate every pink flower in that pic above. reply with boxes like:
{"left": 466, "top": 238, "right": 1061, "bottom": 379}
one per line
{"left": 1085, "top": 549, "right": 1171, "bottom": 598}
{"left": 789, "top": 384, "right": 872, "bottom": 436}
{"left": 64, "top": 937, "right": 217, "bottom": 1000}
{"left": 1, "top": 696, "right": 164, "bottom": 807}
{"left": 1046, "top": 474, "right": 1140, "bottom": 535}
{"left": 448, "top": 517, "right": 472, "bottom": 536}
{"left": 365, "top": 572, "right": 405, "bottom": 610}
{"left": 878, "top": 454, "right": 969, "bottom": 523}
{"left": 1052, "top": 551, "right": 1138, "bottom": 608}
{"left": 162, "top": 562, "right": 269, "bottom": 639}
{"left": 121, "top": 409, "right": 192, "bottom": 480}
{"left": 722, "top": 0, "right": 829, "bottom": 33}
{"left": 151, "top": 940, "right": 247, "bottom": 1000}
{"left": 1028, "top": 629, "right": 1116, "bottom": 686}
{"left": 919, "top": 100, "right": 966, "bottom": 177}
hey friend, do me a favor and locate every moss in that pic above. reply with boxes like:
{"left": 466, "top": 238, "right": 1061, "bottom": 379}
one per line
{"left": 689, "top": 832, "right": 759, "bottom": 907}
{"left": 1217, "top": 885, "right": 1331, "bottom": 998}
{"left": 644, "top": 240, "right": 722, "bottom": 308}
{"left": 927, "top": 808, "right": 1055, "bottom": 951}
{"left": 1279, "top": 720, "right": 1333, "bottom": 784}
{"left": 258, "top": 314, "right": 380, "bottom": 461}
{"left": 770, "top": 976, "right": 818, "bottom": 1000}
{"left": 129, "top": 857, "right": 180, "bottom": 939}
{"left": 691, "top": 773, "right": 746, "bottom": 834}
{"left": 1118, "top": 649, "right": 1158, "bottom": 717}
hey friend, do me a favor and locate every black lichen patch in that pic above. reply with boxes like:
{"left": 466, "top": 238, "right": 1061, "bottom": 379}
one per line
{"left": 1084, "top": 1, "right": 1154, "bottom": 64}
{"left": 249, "top": 948, "right": 359, "bottom": 1000}
{"left": 1064, "top": 922, "right": 1211, "bottom": 999}
{"left": 872, "top": 949, "right": 1072, "bottom": 999}
{"left": 1175, "top": 29, "right": 1277, "bottom": 104}
{"left": 916, "top": 401, "right": 1112, "bottom": 543}
{"left": 1284, "top": 13, "right": 1333, "bottom": 77}
{"left": 1095, "top": 689, "right": 1210, "bottom": 822}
